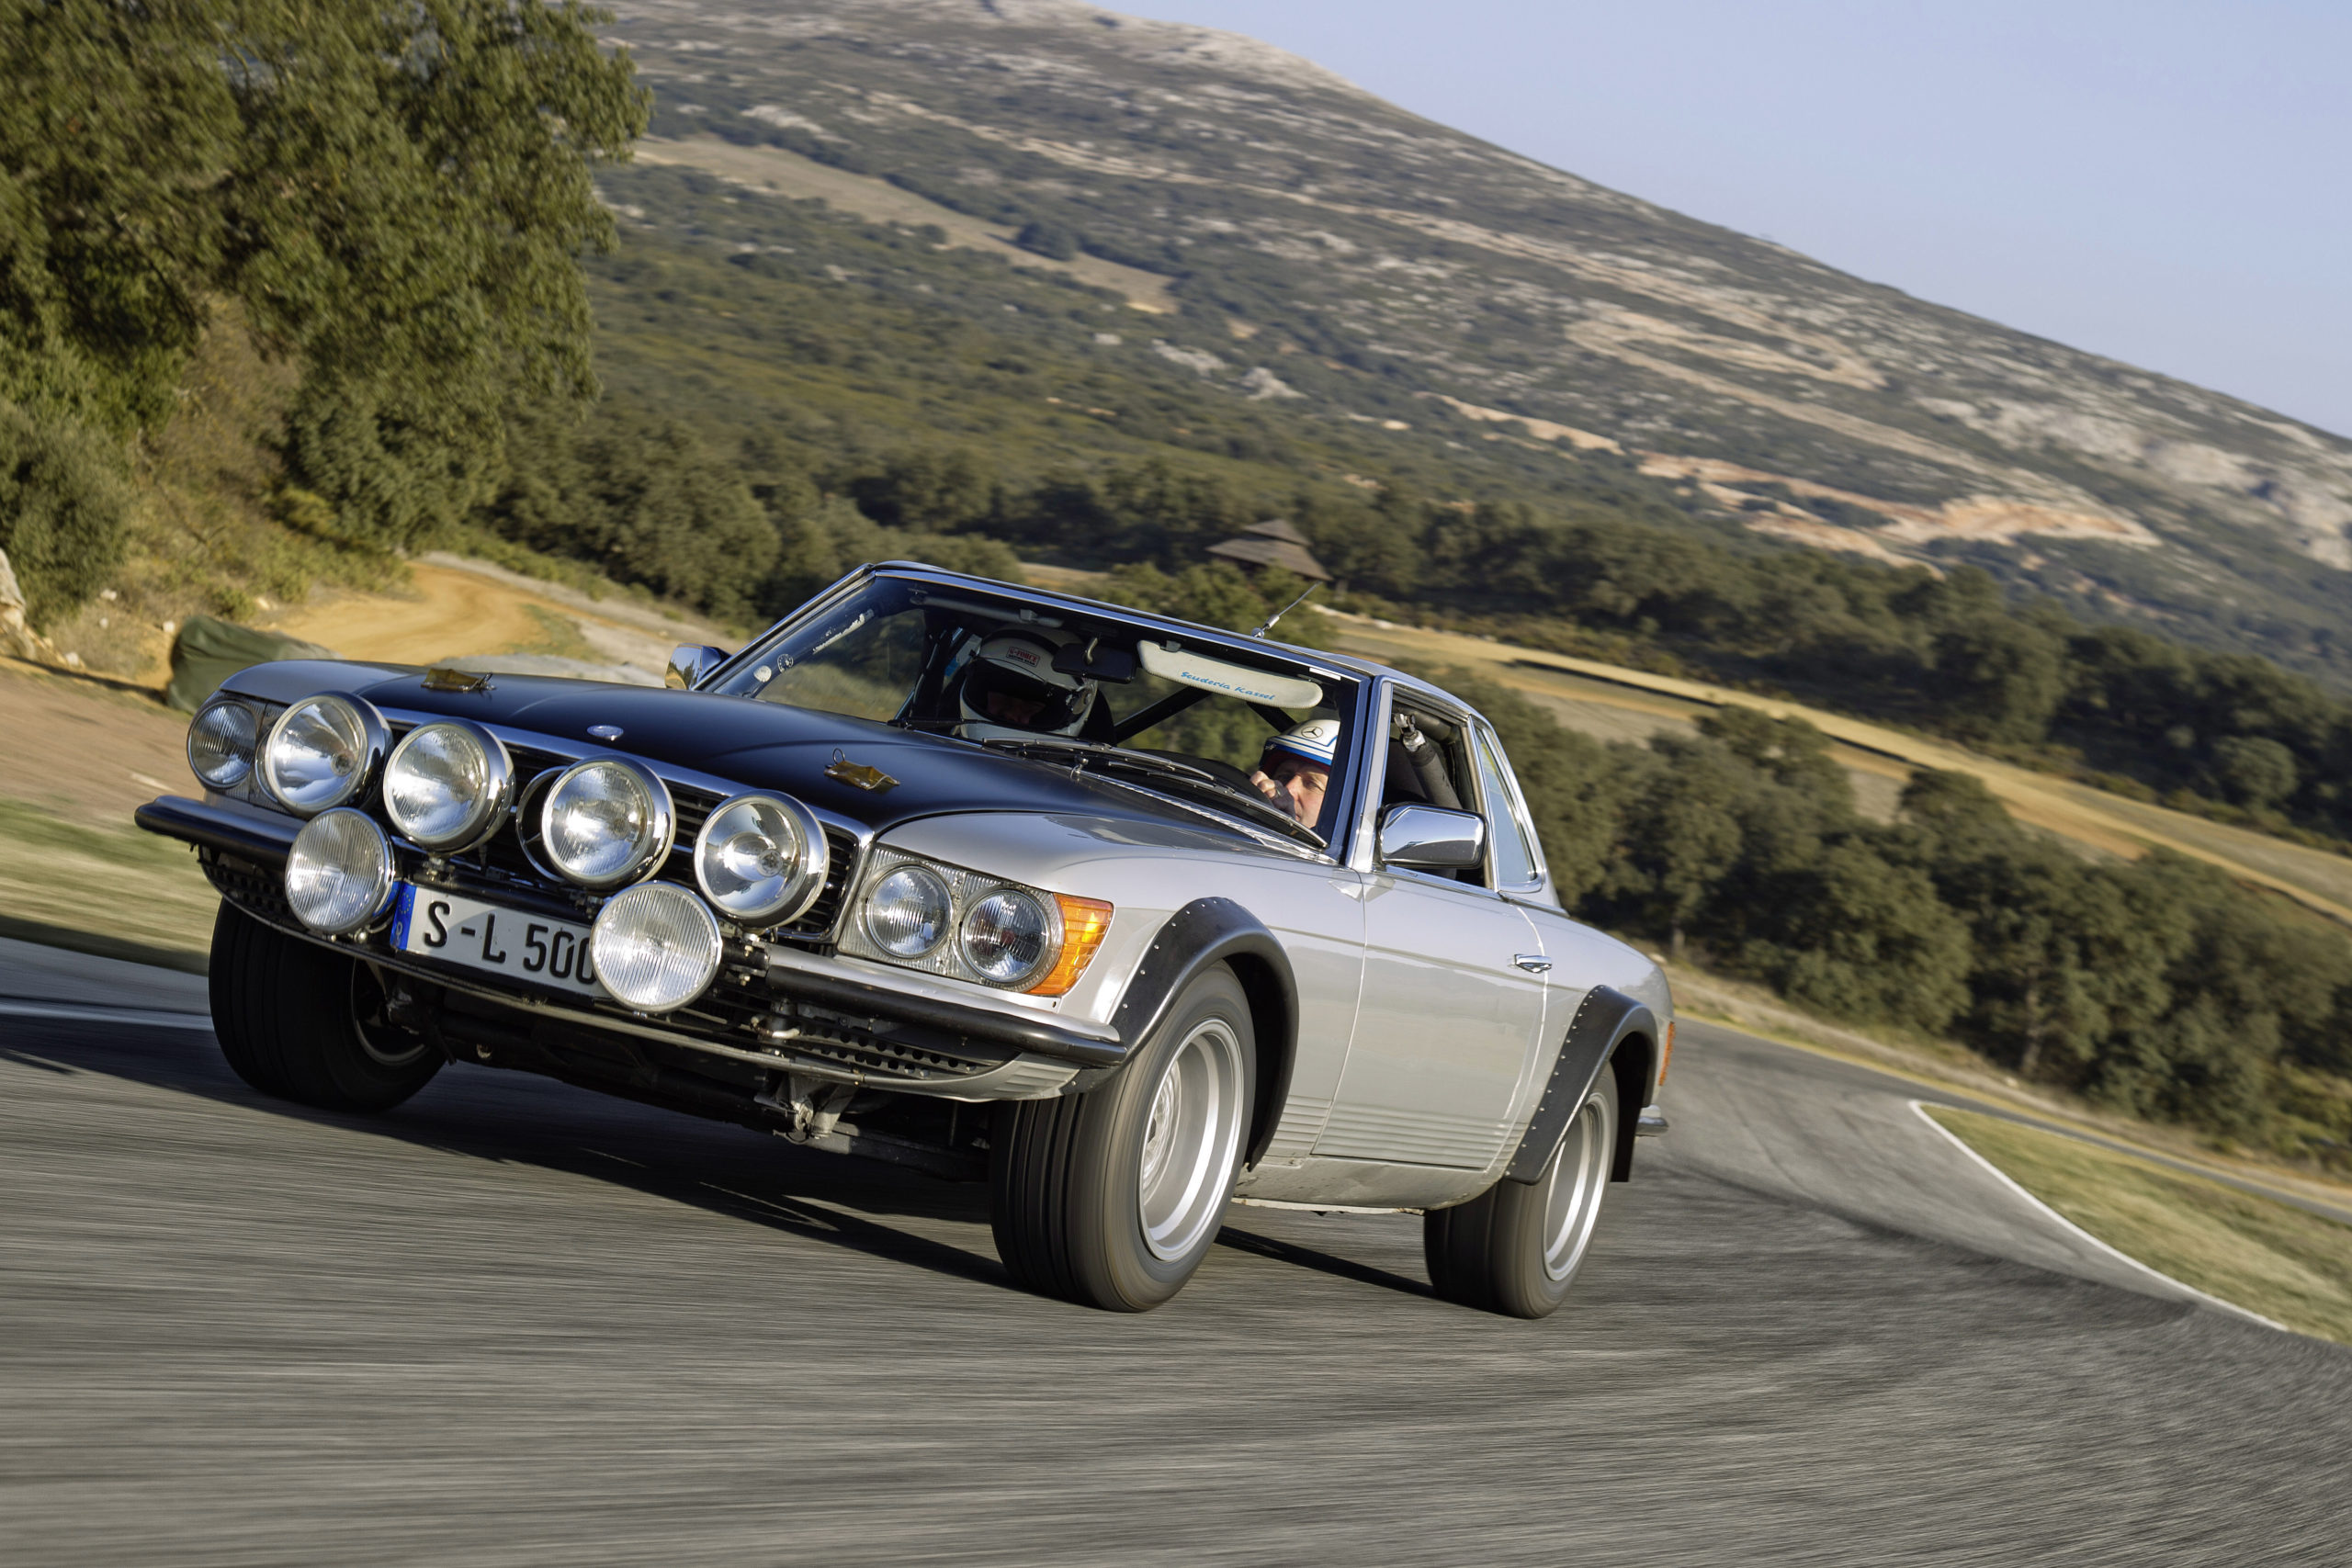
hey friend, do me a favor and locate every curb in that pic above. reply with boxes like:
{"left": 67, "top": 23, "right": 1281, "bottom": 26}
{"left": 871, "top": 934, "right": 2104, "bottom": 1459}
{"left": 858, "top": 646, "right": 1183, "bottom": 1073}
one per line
{"left": 1909, "top": 1100, "right": 2292, "bottom": 1336}
{"left": 0, "top": 997, "right": 214, "bottom": 1031}
{"left": 0, "top": 914, "right": 209, "bottom": 975}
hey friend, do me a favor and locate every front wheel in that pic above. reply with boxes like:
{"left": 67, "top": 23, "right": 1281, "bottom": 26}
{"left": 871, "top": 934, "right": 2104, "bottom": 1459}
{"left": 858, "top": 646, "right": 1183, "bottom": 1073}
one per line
{"left": 1425, "top": 1064, "right": 1619, "bottom": 1318}
{"left": 991, "top": 964, "right": 1254, "bottom": 1311}
{"left": 209, "top": 901, "right": 442, "bottom": 1113}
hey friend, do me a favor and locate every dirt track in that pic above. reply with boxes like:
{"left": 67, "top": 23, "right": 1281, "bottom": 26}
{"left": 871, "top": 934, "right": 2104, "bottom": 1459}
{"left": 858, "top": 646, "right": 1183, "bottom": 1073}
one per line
{"left": 0, "top": 664, "right": 192, "bottom": 827}
{"left": 268, "top": 561, "right": 556, "bottom": 669}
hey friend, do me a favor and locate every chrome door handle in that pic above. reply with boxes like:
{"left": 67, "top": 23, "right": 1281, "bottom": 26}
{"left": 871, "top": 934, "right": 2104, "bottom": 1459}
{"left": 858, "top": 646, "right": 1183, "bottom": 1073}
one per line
{"left": 1513, "top": 954, "right": 1553, "bottom": 974}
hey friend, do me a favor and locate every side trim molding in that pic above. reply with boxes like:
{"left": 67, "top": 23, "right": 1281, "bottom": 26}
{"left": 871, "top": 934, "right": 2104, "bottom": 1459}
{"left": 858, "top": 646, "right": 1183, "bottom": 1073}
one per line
{"left": 1504, "top": 984, "right": 1657, "bottom": 1185}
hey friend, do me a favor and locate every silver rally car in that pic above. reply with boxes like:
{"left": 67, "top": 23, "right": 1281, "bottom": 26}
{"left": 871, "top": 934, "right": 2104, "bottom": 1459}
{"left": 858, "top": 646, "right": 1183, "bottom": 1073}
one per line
{"left": 138, "top": 563, "right": 1674, "bottom": 1315}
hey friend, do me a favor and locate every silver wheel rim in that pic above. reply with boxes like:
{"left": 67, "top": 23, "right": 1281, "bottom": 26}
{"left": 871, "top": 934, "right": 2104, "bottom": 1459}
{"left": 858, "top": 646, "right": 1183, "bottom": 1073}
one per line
{"left": 1136, "top": 1018, "right": 1246, "bottom": 1263}
{"left": 1541, "top": 1090, "right": 1612, "bottom": 1281}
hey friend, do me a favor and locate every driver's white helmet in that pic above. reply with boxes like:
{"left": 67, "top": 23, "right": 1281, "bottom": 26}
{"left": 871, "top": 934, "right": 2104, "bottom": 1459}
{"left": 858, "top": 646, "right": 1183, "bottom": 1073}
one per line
{"left": 955, "top": 630, "right": 1099, "bottom": 741}
{"left": 1262, "top": 716, "right": 1340, "bottom": 770}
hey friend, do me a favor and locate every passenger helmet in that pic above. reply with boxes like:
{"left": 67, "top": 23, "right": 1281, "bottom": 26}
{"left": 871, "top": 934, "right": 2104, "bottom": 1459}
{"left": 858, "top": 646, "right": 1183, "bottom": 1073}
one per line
{"left": 956, "top": 630, "right": 1099, "bottom": 741}
{"left": 1262, "top": 716, "right": 1340, "bottom": 770}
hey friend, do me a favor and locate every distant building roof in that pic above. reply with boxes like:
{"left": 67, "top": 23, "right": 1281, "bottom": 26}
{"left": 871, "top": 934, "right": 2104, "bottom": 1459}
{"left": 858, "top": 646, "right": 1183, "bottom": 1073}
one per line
{"left": 1205, "top": 517, "right": 1329, "bottom": 581}
{"left": 1239, "top": 517, "right": 1313, "bottom": 547}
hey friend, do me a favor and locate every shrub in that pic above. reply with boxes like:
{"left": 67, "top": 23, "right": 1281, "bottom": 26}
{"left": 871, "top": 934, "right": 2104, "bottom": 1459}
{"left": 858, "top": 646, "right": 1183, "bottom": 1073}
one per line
{"left": 0, "top": 402, "right": 131, "bottom": 628}
{"left": 1014, "top": 220, "right": 1079, "bottom": 261}
{"left": 476, "top": 402, "right": 775, "bottom": 623}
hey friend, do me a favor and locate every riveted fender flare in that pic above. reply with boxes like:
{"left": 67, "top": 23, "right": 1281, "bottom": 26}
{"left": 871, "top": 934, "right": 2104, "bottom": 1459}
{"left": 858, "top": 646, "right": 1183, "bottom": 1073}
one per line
{"left": 1503, "top": 985, "right": 1657, "bottom": 1186}
{"left": 1108, "top": 897, "right": 1297, "bottom": 1168}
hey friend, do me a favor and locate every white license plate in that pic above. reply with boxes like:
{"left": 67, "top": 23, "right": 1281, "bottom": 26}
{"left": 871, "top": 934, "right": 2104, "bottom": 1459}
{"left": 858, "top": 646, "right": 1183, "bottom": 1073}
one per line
{"left": 392, "top": 886, "right": 603, "bottom": 998}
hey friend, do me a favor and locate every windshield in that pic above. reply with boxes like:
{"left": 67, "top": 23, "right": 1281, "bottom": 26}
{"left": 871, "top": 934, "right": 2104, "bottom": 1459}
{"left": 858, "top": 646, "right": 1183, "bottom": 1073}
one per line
{"left": 711, "top": 575, "right": 1363, "bottom": 845}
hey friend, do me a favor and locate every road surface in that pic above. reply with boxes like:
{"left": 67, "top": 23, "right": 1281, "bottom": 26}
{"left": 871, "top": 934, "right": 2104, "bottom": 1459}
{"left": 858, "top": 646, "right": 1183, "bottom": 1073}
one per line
{"left": 2, "top": 936, "right": 2346, "bottom": 1565}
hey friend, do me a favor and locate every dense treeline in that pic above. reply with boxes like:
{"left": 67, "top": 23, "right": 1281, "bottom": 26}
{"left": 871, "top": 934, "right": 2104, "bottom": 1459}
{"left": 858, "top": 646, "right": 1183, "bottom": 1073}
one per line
{"left": 469, "top": 401, "right": 1020, "bottom": 622}
{"left": 1445, "top": 666, "right": 2352, "bottom": 1156}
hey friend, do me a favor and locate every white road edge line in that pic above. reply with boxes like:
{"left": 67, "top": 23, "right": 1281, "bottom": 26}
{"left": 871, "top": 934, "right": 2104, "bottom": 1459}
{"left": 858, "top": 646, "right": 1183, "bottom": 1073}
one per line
{"left": 0, "top": 999, "right": 214, "bottom": 1032}
{"left": 1908, "top": 1099, "right": 2290, "bottom": 1336}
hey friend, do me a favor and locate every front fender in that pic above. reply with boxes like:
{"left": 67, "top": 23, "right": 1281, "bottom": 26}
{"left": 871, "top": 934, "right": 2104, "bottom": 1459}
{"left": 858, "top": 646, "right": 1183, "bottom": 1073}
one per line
{"left": 1108, "top": 897, "right": 1297, "bottom": 1167}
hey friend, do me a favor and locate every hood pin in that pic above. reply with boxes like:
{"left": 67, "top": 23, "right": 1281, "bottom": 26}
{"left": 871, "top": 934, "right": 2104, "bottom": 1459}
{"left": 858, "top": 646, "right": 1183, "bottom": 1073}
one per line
{"left": 587, "top": 725, "right": 625, "bottom": 741}
{"left": 826, "top": 748, "right": 899, "bottom": 793}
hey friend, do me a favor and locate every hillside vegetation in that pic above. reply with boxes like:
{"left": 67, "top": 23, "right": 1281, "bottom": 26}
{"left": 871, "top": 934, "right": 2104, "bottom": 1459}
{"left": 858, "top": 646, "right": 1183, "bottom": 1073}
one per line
{"left": 598, "top": 0, "right": 2352, "bottom": 687}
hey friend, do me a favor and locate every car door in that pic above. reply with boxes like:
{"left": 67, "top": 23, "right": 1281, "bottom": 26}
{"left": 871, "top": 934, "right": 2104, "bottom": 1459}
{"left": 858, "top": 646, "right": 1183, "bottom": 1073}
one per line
{"left": 1314, "top": 699, "right": 1550, "bottom": 1170}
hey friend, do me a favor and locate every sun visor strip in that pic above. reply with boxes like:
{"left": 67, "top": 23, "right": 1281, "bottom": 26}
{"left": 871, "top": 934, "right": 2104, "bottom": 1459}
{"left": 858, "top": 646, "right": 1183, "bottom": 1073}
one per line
{"left": 1136, "top": 641, "right": 1324, "bottom": 709}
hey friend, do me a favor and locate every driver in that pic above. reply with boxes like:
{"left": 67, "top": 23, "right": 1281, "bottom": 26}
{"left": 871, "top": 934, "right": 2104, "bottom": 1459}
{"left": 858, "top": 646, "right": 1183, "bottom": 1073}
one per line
{"left": 1249, "top": 717, "right": 1338, "bottom": 827}
{"left": 953, "top": 630, "right": 1100, "bottom": 742}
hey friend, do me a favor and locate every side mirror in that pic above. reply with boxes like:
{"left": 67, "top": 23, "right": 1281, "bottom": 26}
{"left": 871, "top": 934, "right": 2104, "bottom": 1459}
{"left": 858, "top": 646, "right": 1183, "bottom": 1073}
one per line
{"left": 666, "top": 644, "right": 729, "bottom": 690}
{"left": 1376, "top": 803, "right": 1486, "bottom": 871}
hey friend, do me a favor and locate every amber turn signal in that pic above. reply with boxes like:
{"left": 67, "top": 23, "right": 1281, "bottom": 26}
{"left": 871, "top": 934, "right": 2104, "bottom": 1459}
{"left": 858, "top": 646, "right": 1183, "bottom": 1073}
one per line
{"left": 1027, "top": 895, "right": 1114, "bottom": 998}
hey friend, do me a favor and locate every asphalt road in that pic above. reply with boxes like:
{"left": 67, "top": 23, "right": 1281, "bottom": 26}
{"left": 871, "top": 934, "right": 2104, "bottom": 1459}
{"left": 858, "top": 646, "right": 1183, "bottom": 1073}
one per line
{"left": 4, "top": 936, "right": 2347, "bottom": 1566}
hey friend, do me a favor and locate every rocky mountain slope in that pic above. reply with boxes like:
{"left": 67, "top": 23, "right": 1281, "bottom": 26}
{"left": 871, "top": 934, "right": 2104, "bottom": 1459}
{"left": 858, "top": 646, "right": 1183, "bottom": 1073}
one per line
{"left": 604, "top": 0, "right": 2352, "bottom": 680}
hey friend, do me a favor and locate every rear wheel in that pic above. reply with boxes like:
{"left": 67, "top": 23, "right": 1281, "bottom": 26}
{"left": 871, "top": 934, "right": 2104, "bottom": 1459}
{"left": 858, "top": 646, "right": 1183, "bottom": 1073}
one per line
{"left": 209, "top": 901, "right": 441, "bottom": 1113}
{"left": 991, "top": 964, "right": 1254, "bottom": 1311}
{"left": 1425, "top": 1064, "right": 1619, "bottom": 1318}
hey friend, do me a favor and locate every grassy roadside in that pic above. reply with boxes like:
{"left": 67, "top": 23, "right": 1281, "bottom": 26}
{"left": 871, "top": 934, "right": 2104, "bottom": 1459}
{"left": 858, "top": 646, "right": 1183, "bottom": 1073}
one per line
{"left": 1925, "top": 1105, "right": 2352, "bottom": 1344}
{"left": 0, "top": 797, "right": 216, "bottom": 972}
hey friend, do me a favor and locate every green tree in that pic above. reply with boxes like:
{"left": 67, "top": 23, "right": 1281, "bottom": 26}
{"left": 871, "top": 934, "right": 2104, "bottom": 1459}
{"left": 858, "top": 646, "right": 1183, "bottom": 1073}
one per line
{"left": 1099, "top": 459, "right": 1250, "bottom": 563}
{"left": 1608, "top": 736, "right": 1747, "bottom": 959}
{"left": 0, "top": 400, "right": 130, "bottom": 627}
{"left": 752, "top": 492, "right": 1023, "bottom": 623}
{"left": 1894, "top": 768, "right": 2015, "bottom": 858}
{"left": 0, "top": 2, "right": 237, "bottom": 432}
{"left": 845, "top": 447, "right": 996, "bottom": 533}
{"left": 1013, "top": 220, "right": 1078, "bottom": 261}
{"left": 0, "top": 1, "right": 647, "bottom": 546}
{"left": 1696, "top": 707, "right": 1851, "bottom": 807}
{"left": 1928, "top": 615, "right": 2067, "bottom": 743}
{"left": 1748, "top": 839, "right": 1973, "bottom": 1032}
{"left": 2087, "top": 853, "right": 2352, "bottom": 1131}
{"left": 1944, "top": 852, "right": 2180, "bottom": 1081}
{"left": 478, "top": 401, "right": 775, "bottom": 621}
{"left": 2207, "top": 736, "right": 2299, "bottom": 811}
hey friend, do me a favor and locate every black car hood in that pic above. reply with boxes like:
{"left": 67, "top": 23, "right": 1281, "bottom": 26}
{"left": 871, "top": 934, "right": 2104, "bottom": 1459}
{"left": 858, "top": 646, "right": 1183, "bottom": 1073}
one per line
{"left": 224, "top": 661, "right": 1238, "bottom": 838}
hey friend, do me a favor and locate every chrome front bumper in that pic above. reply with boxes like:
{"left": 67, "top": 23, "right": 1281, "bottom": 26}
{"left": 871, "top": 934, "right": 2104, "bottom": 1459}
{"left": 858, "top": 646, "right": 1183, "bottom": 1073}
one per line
{"left": 135, "top": 794, "right": 1124, "bottom": 1100}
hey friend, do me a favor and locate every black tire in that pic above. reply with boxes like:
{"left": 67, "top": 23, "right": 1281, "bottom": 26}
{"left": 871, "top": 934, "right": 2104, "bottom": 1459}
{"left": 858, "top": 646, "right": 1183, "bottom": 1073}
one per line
{"left": 1425, "top": 1063, "right": 1619, "bottom": 1318}
{"left": 991, "top": 964, "right": 1255, "bottom": 1312}
{"left": 208, "top": 901, "right": 441, "bottom": 1113}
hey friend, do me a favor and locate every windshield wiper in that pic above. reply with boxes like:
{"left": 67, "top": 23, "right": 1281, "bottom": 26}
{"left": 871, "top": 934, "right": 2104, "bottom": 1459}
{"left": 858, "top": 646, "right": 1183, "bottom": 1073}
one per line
{"left": 979, "top": 739, "right": 1326, "bottom": 848}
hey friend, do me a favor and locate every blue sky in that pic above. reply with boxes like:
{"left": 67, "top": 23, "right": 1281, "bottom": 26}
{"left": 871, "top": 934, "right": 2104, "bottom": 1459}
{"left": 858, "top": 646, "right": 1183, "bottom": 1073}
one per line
{"left": 1132, "top": 0, "right": 2350, "bottom": 438}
